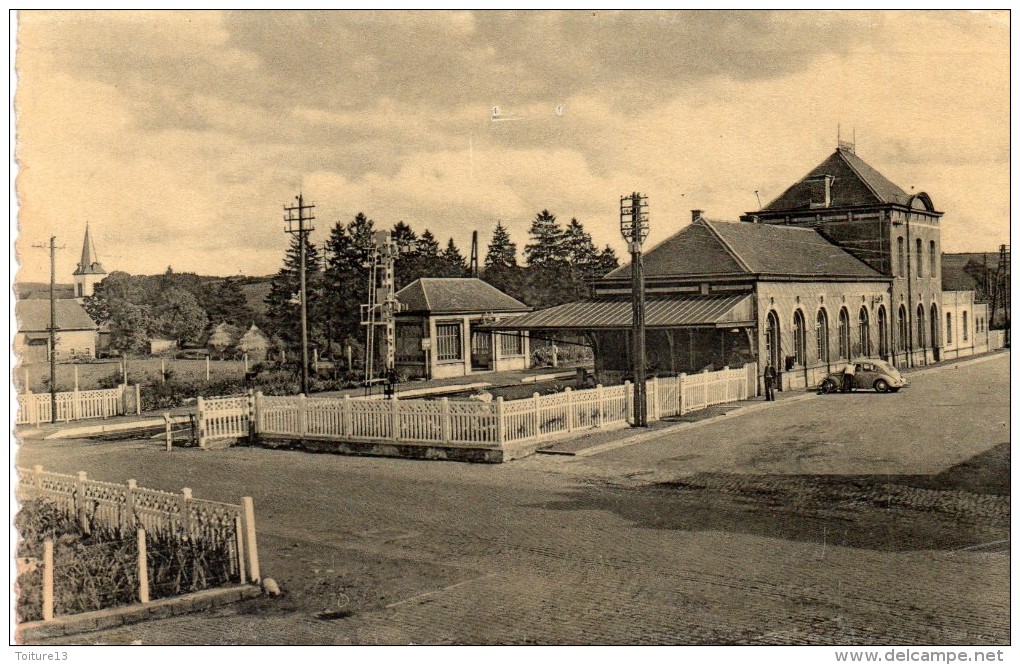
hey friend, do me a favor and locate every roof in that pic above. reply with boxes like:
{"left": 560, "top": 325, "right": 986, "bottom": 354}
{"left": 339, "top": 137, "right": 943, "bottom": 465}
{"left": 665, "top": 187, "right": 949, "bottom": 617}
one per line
{"left": 479, "top": 294, "right": 754, "bottom": 331}
{"left": 16, "top": 299, "right": 98, "bottom": 332}
{"left": 395, "top": 278, "right": 529, "bottom": 314}
{"left": 605, "top": 217, "right": 883, "bottom": 280}
{"left": 73, "top": 224, "right": 106, "bottom": 276}
{"left": 761, "top": 147, "right": 912, "bottom": 211}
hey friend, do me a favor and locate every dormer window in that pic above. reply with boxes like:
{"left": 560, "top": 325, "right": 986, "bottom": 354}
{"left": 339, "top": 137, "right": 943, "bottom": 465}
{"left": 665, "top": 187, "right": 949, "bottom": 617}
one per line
{"left": 807, "top": 175, "right": 834, "bottom": 209}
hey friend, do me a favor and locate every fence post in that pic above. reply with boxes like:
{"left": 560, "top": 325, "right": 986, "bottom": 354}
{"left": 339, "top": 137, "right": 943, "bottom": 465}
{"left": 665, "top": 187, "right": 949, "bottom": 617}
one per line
{"left": 241, "top": 497, "right": 261, "bottom": 583}
{"left": 196, "top": 396, "right": 206, "bottom": 448}
{"left": 206, "top": 355, "right": 211, "bottom": 382}
{"left": 441, "top": 397, "right": 451, "bottom": 443}
{"left": 246, "top": 389, "right": 256, "bottom": 444}
{"left": 42, "top": 539, "right": 54, "bottom": 621}
{"left": 679, "top": 374, "right": 687, "bottom": 415}
{"left": 72, "top": 366, "right": 80, "bottom": 421}
{"left": 33, "top": 464, "right": 43, "bottom": 490}
{"left": 342, "top": 394, "right": 352, "bottom": 438}
{"left": 125, "top": 479, "right": 137, "bottom": 532}
{"left": 255, "top": 391, "right": 265, "bottom": 434}
{"left": 532, "top": 392, "right": 541, "bottom": 438}
{"left": 180, "top": 488, "right": 193, "bottom": 537}
{"left": 495, "top": 396, "right": 505, "bottom": 444}
{"left": 299, "top": 394, "right": 308, "bottom": 437}
{"left": 596, "top": 384, "right": 604, "bottom": 427}
{"left": 624, "top": 381, "right": 633, "bottom": 425}
{"left": 135, "top": 383, "right": 141, "bottom": 415}
{"left": 649, "top": 377, "right": 659, "bottom": 422}
{"left": 564, "top": 388, "right": 573, "bottom": 432}
{"left": 390, "top": 395, "right": 400, "bottom": 442}
{"left": 137, "top": 529, "right": 149, "bottom": 604}
{"left": 164, "top": 413, "right": 173, "bottom": 452}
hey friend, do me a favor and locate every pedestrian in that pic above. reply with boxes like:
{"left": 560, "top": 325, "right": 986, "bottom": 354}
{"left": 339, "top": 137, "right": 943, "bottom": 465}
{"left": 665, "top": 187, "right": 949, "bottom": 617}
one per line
{"left": 842, "top": 361, "right": 856, "bottom": 393}
{"left": 763, "top": 361, "right": 777, "bottom": 401}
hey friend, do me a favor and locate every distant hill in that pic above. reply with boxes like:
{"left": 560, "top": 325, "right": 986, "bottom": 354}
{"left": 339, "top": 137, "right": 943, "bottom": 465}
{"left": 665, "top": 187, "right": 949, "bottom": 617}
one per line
{"left": 238, "top": 279, "right": 272, "bottom": 314}
{"left": 14, "top": 282, "right": 75, "bottom": 299}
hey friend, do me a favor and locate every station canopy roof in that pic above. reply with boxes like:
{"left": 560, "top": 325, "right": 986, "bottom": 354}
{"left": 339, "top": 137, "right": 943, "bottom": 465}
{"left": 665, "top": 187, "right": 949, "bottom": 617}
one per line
{"left": 478, "top": 294, "right": 754, "bottom": 332}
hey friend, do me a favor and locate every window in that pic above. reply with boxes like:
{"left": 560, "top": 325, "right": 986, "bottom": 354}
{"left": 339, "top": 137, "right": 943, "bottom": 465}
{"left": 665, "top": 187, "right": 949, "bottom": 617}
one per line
{"left": 916, "top": 304, "right": 926, "bottom": 348}
{"left": 916, "top": 238, "right": 923, "bottom": 277}
{"left": 793, "top": 310, "right": 806, "bottom": 365}
{"left": 929, "top": 240, "right": 937, "bottom": 277}
{"left": 962, "top": 311, "right": 968, "bottom": 341}
{"left": 858, "top": 307, "right": 871, "bottom": 356}
{"left": 436, "top": 322, "right": 463, "bottom": 361}
{"left": 838, "top": 308, "right": 851, "bottom": 359}
{"left": 897, "top": 237, "right": 905, "bottom": 276}
{"left": 766, "top": 311, "right": 781, "bottom": 369}
{"left": 816, "top": 309, "right": 829, "bottom": 363}
{"left": 946, "top": 313, "right": 953, "bottom": 345}
{"left": 930, "top": 303, "right": 939, "bottom": 349}
{"left": 898, "top": 305, "right": 908, "bottom": 351}
{"left": 500, "top": 332, "right": 524, "bottom": 356}
{"left": 76, "top": 283, "right": 83, "bottom": 297}
{"left": 877, "top": 306, "right": 888, "bottom": 357}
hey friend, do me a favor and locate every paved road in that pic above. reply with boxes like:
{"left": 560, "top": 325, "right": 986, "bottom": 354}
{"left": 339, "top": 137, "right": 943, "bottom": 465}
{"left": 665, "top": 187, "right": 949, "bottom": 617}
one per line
{"left": 16, "top": 353, "right": 1010, "bottom": 645}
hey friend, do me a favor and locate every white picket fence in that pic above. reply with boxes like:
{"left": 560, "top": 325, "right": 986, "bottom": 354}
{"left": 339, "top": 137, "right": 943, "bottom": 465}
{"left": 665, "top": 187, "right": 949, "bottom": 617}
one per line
{"left": 16, "top": 386, "right": 127, "bottom": 425}
{"left": 198, "top": 363, "right": 756, "bottom": 451}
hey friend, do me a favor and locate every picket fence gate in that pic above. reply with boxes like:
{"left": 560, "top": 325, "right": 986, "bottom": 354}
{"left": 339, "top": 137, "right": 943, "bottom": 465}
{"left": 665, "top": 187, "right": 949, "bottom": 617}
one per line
{"left": 197, "top": 363, "right": 756, "bottom": 451}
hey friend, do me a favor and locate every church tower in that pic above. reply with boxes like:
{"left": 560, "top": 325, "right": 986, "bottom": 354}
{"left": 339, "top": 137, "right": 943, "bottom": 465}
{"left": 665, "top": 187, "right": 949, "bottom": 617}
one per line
{"left": 72, "top": 223, "right": 106, "bottom": 303}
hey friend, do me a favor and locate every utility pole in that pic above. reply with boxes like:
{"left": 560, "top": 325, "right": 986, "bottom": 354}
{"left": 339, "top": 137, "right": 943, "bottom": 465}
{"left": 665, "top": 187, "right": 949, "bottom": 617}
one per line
{"left": 620, "top": 193, "right": 649, "bottom": 427}
{"left": 32, "top": 236, "right": 63, "bottom": 422}
{"left": 284, "top": 194, "right": 315, "bottom": 395}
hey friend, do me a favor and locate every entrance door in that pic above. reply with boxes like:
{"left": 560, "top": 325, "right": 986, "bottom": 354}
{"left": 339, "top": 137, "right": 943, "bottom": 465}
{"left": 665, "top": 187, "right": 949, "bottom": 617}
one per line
{"left": 470, "top": 330, "right": 492, "bottom": 371}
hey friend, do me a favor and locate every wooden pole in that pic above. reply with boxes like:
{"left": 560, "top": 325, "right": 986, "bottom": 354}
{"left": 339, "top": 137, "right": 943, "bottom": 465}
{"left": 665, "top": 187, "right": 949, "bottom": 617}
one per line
{"left": 73, "top": 365, "right": 79, "bottom": 392}
{"left": 42, "top": 539, "right": 54, "bottom": 621}
{"left": 161, "top": 358, "right": 166, "bottom": 384}
{"left": 137, "top": 529, "right": 149, "bottom": 603}
{"left": 48, "top": 236, "right": 58, "bottom": 424}
{"left": 206, "top": 355, "right": 211, "bottom": 382}
{"left": 241, "top": 497, "right": 261, "bottom": 582}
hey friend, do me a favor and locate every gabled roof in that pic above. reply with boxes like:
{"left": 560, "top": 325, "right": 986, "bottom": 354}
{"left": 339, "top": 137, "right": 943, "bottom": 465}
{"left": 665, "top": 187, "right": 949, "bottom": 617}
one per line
{"left": 761, "top": 147, "right": 912, "bottom": 211}
{"left": 395, "top": 278, "right": 529, "bottom": 314}
{"left": 16, "top": 299, "right": 99, "bottom": 332}
{"left": 605, "top": 217, "right": 883, "bottom": 281}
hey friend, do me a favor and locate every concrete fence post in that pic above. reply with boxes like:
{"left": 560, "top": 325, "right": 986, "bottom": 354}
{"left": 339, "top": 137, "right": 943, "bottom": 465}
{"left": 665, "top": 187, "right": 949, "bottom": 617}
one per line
{"left": 390, "top": 395, "right": 400, "bottom": 442}
{"left": 180, "top": 488, "right": 193, "bottom": 537}
{"left": 299, "top": 394, "right": 308, "bottom": 437}
{"left": 495, "top": 396, "right": 505, "bottom": 444}
{"left": 75, "top": 471, "right": 88, "bottom": 533}
{"left": 246, "top": 389, "right": 256, "bottom": 444}
{"left": 532, "top": 392, "right": 541, "bottom": 438}
{"left": 125, "top": 479, "right": 138, "bottom": 532}
{"left": 234, "top": 515, "right": 247, "bottom": 584}
{"left": 137, "top": 529, "right": 149, "bottom": 604}
{"left": 72, "top": 366, "right": 80, "bottom": 421}
{"left": 255, "top": 391, "right": 265, "bottom": 434}
{"left": 33, "top": 464, "right": 43, "bottom": 490}
{"left": 241, "top": 497, "right": 261, "bottom": 583}
{"left": 595, "top": 384, "right": 604, "bottom": 427}
{"left": 342, "top": 394, "right": 352, "bottom": 438}
{"left": 441, "top": 397, "right": 451, "bottom": 443}
{"left": 624, "top": 381, "right": 633, "bottom": 425}
{"left": 679, "top": 374, "right": 687, "bottom": 415}
{"left": 564, "top": 387, "right": 573, "bottom": 433}
{"left": 42, "top": 539, "right": 54, "bottom": 621}
{"left": 196, "top": 396, "right": 206, "bottom": 448}
{"left": 164, "top": 413, "right": 173, "bottom": 452}
{"left": 649, "top": 377, "right": 659, "bottom": 422}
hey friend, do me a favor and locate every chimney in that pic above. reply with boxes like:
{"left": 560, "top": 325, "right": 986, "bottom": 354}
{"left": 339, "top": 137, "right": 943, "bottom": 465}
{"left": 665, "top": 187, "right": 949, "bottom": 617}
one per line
{"left": 691, "top": 209, "right": 703, "bottom": 223}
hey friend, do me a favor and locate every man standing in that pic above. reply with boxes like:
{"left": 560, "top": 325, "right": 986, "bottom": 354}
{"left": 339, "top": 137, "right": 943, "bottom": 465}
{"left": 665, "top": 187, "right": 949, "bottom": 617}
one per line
{"left": 763, "top": 361, "right": 777, "bottom": 401}
{"left": 842, "top": 361, "right": 856, "bottom": 393}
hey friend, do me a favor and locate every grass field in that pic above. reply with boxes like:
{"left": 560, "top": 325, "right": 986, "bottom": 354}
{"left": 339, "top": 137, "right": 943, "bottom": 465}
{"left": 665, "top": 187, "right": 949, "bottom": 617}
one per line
{"left": 15, "top": 358, "right": 250, "bottom": 393}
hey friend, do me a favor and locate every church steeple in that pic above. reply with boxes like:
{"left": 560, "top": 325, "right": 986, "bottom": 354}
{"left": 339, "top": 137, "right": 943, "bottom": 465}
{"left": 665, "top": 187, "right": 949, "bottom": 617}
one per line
{"left": 73, "top": 223, "right": 106, "bottom": 302}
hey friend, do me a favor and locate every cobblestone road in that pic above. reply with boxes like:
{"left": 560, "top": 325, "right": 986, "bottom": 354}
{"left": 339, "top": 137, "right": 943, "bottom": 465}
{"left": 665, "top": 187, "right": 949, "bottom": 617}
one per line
{"left": 16, "top": 353, "right": 1010, "bottom": 645}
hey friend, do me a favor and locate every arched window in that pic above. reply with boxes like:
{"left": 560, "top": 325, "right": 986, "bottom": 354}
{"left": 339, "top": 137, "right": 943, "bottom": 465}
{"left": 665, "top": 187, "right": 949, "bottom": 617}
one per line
{"left": 765, "top": 311, "right": 781, "bottom": 369}
{"left": 858, "top": 307, "right": 871, "bottom": 357}
{"left": 898, "top": 305, "right": 908, "bottom": 351}
{"left": 962, "top": 311, "right": 968, "bottom": 341}
{"left": 929, "top": 240, "right": 937, "bottom": 277}
{"left": 897, "top": 237, "right": 905, "bottom": 276}
{"left": 877, "top": 306, "right": 888, "bottom": 358}
{"left": 916, "top": 238, "right": 923, "bottom": 277}
{"left": 946, "top": 312, "right": 953, "bottom": 345}
{"left": 793, "top": 310, "right": 806, "bottom": 365}
{"left": 838, "top": 308, "right": 851, "bottom": 359}
{"left": 930, "top": 303, "right": 939, "bottom": 348}
{"left": 916, "top": 304, "right": 926, "bottom": 348}
{"left": 816, "top": 309, "right": 829, "bottom": 363}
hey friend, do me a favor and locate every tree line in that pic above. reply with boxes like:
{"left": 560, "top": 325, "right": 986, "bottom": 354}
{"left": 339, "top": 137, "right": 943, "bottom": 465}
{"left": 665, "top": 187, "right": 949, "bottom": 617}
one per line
{"left": 85, "top": 210, "right": 618, "bottom": 357}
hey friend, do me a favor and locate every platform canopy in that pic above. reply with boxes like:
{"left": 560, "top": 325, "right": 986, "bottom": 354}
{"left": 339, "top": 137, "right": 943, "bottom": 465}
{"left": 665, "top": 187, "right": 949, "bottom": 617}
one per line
{"left": 478, "top": 294, "right": 755, "bottom": 332}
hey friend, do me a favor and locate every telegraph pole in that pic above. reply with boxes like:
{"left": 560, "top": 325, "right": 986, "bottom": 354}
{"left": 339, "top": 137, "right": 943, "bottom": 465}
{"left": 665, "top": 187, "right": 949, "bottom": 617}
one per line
{"left": 620, "top": 193, "right": 649, "bottom": 427}
{"left": 32, "top": 236, "right": 63, "bottom": 422}
{"left": 284, "top": 194, "right": 315, "bottom": 395}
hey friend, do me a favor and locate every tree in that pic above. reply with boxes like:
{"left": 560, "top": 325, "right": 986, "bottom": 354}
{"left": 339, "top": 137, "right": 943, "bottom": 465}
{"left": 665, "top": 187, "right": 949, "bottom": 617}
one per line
{"left": 484, "top": 222, "right": 518, "bottom": 269}
{"left": 202, "top": 277, "right": 255, "bottom": 327}
{"left": 561, "top": 218, "right": 598, "bottom": 271}
{"left": 593, "top": 245, "right": 620, "bottom": 277}
{"left": 524, "top": 210, "right": 565, "bottom": 268}
{"left": 152, "top": 288, "right": 208, "bottom": 347}
{"left": 322, "top": 213, "right": 375, "bottom": 354}
{"left": 106, "top": 301, "right": 153, "bottom": 355}
{"left": 83, "top": 271, "right": 141, "bottom": 324}
{"left": 439, "top": 238, "right": 468, "bottom": 277}
{"left": 264, "top": 233, "right": 324, "bottom": 349}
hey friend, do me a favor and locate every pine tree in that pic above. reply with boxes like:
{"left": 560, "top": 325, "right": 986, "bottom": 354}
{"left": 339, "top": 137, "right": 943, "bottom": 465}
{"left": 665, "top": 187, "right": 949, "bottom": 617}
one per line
{"left": 440, "top": 238, "right": 468, "bottom": 277}
{"left": 523, "top": 210, "right": 565, "bottom": 267}
{"left": 203, "top": 277, "right": 255, "bottom": 327}
{"left": 484, "top": 222, "right": 518, "bottom": 269}
{"left": 417, "top": 230, "right": 441, "bottom": 258}
{"left": 594, "top": 245, "right": 621, "bottom": 277}
{"left": 322, "top": 215, "right": 374, "bottom": 353}
{"left": 265, "top": 233, "right": 324, "bottom": 348}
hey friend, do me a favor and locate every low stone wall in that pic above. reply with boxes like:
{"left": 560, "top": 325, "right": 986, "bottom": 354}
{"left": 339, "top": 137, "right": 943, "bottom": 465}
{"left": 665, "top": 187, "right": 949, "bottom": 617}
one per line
{"left": 256, "top": 434, "right": 545, "bottom": 464}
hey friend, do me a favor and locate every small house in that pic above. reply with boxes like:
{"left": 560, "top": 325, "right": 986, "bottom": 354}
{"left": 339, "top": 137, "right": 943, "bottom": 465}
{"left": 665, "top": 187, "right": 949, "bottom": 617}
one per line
{"left": 14, "top": 299, "right": 99, "bottom": 362}
{"left": 392, "top": 278, "right": 531, "bottom": 380}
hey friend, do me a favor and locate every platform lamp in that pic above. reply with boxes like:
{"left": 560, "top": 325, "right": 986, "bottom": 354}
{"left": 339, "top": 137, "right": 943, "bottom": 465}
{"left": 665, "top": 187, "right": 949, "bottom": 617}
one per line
{"left": 620, "top": 192, "right": 650, "bottom": 427}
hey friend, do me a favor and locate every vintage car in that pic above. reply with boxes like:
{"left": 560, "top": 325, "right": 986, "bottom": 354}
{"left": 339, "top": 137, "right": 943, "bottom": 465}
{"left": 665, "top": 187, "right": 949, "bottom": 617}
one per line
{"left": 819, "top": 359, "right": 907, "bottom": 394}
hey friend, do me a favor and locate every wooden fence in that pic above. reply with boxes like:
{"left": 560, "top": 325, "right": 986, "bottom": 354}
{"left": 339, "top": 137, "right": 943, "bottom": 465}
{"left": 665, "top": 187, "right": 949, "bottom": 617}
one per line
{"left": 17, "top": 465, "right": 260, "bottom": 585}
{"left": 197, "top": 363, "right": 756, "bottom": 451}
{"left": 16, "top": 385, "right": 137, "bottom": 426}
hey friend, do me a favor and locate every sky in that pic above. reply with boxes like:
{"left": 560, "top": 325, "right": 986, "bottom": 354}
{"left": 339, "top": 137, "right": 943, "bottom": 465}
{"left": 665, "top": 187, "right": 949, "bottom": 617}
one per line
{"left": 12, "top": 10, "right": 1011, "bottom": 283}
